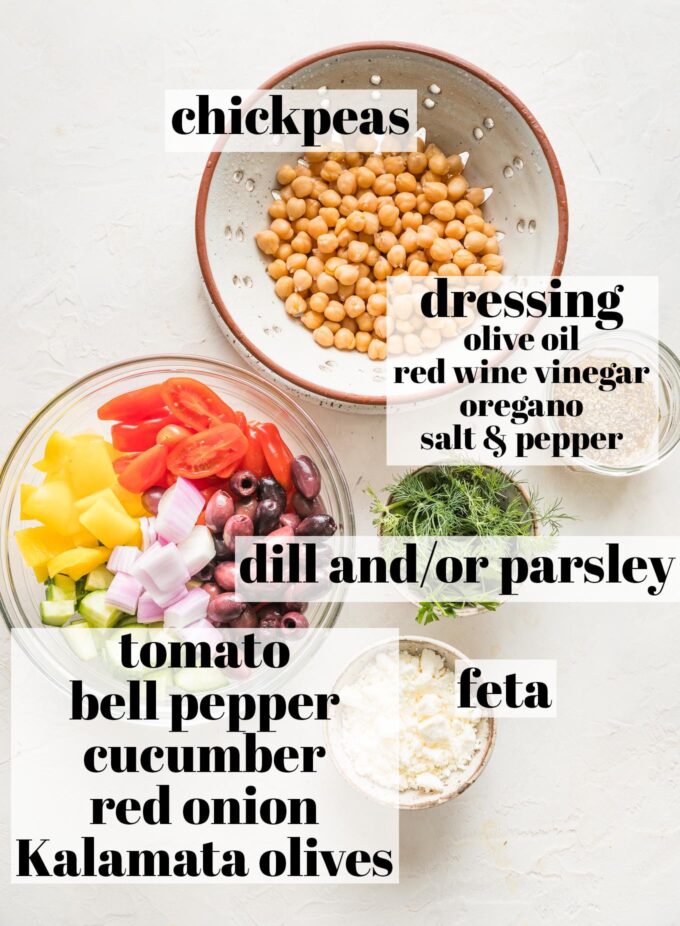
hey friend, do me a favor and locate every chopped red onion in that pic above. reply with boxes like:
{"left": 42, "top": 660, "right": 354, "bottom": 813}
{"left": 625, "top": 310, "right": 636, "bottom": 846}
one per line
{"left": 177, "top": 525, "right": 216, "bottom": 577}
{"left": 140, "top": 517, "right": 157, "bottom": 551}
{"left": 106, "top": 572, "right": 143, "bottom": 615}
{"left": 133, "top": 541, "right": 190, "bottom": 593}
{"left": 155, "top": 478, "right": 204, "bottom": 543}
{"left": 137, "top": 593, "right": 164, "bottom": 624}
{"left": 107, "top": 545, "right": 141, "bottom": 575}
{"left": 164, "top": 587, "right": 210, "bottom": 629}
{"left": 179, "top": 617, "right": 223, "bottom": 649}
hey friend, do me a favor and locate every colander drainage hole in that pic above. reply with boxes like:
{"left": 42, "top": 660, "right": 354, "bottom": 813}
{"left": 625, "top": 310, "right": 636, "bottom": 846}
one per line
{"left": 483, "top": 117, "right": 495, "bottom": 130}
{"left": 224, "top": 225, "right": 232, "bottom": 240}
{"left": 235, "top": 227, "right": 245, "bottom": 242}
{"left": 423, "top": 98, "right": 436, "bottom": 110}
{"left": 370, "top": 74, "right": 382, "bottom": 86}
{"left": 528, "top": 220, "right": 536, "bottom": 234}
{"left": 512, "top": 157, "right": 524, "bottom": 170}
{"left": 245, "top": 178, "right": 255, "bottom": 192}
{"left": 428, "top": 83, "right": 441, "bottom": 95}
{"left": 473, "top": 127, "right": 484, "bottom": 140}
{"left": 233, "top": 170, "right": 243, "bottom": 183}
{"left": 503, "top": 165, "right": 514, "bottom": 179}
{"left": 516, "top": 219, "right": 526, "bottom": 233}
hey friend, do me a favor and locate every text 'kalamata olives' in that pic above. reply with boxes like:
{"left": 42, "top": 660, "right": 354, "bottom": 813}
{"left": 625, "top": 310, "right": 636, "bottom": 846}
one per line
{"left": 142, "top": 486, "right": 165, "bottom": 515}
{"left": 257, "top": 475, "right": 287, "bottom": 511}
{"left": 295, "top": 514, "right": 337, "bottom": 536}
{"left": 255, "top": 498, "right": 282, "bottom": 535}
{"left": 205, "top": 490, "right": 235, "bottom": 534}
{"left": 293, "top": 492, "right": 326, "bottom": 518}
{"left": 229, "top": 470, "right": 258, "bottom": 498}
{"left": 291, "top": 455, "right": 321, "bottom": 500}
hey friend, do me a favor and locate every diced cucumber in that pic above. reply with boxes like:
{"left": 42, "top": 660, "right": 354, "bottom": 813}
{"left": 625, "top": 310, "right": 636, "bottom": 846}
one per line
{"left": 174, "top": 667, "right": 227, "bottom": 692}
{"left": 40, "top": 599, "right": 76, "bottom": 626}
{"left": 78, "top": 590, "right": 121, "bottom": 628}
{"left": 104, "top": 625, "right": 149, "bottom": 678}
{"left": 61, "top": 622, "right": 99, "bottom": 661}
{"left": 49, "top": 575, "right": 77, "bottom": 600}
{"left": 84, "top": 565, "right": 114, "bottom": 592}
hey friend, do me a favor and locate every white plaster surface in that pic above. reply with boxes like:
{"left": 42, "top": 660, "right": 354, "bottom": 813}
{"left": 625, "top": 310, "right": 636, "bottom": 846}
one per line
{"left": 1, "top": 0, "right": 679, "bottom": 923}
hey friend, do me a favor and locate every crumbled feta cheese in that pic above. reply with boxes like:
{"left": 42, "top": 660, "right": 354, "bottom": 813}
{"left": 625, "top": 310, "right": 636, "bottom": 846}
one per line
{"left": 339, "top": 647, "right": 483, "bottom": 794}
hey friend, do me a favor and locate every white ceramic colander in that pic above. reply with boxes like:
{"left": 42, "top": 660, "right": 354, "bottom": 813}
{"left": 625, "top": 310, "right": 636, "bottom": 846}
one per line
{"left": 196, "top": 42, "right": 568, "bottom": 412}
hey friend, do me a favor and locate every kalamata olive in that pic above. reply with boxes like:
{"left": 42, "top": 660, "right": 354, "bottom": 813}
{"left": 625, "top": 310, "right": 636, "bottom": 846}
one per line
{"left": 213, "top": 538, "right": 230, "bottom": 561}
{"left": 258, "top": 476, "right": 287, "bottom": 511}
{"left": 279, "top": 512, "right": 300, "bottom": 531}
{"left": 228, "top": 605, "right": 258, "bottom": 629}
{"left": 205, "top": 490, "right": 235, "bottom": 534}
{"left": 278, "top": 597, "right": 308, "bottom": 613}
{"left": 195, "top": 562, "right": 215, "bottom": 582}
{"left": 255, "top": 498, "right": 282, "bottom": 535}
{"left": 293, "top": 492, "right": 326, "bottom": 518}
{"left": 235, "top": 497, "right": 258, "bottom": 521}
{"left": 291, "top": 455, "right": 321, "bottom": 500}
{"left": 142, "top": 486, "right": 165, "bottom": 515}
{"left": 229, "top": 470, "right": 258, "bottom": 498}
{"left": 202, "top": 582, "right": 222, "bottom": 601}
{"left": 223, "top": 513, "right": 254, "bottom": 557}
{"left": 207, "top": 592, "right": 246, "bottom": 624}
{"left": 295, "top": 514, "right": 337, "bottom": 536}
{"left": 214, "top": 560, "right": 237, "bottom": 591}
{"left": 281, "top": 611, "right": 309, "bottom": 629}
{"left": 257, "top": 604, "right": 282, "bottom": 626}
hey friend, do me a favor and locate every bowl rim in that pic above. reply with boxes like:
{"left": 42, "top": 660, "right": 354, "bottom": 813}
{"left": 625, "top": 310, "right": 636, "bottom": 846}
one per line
{"left": 195, "top": 40, "right": 570, "bottom": 407}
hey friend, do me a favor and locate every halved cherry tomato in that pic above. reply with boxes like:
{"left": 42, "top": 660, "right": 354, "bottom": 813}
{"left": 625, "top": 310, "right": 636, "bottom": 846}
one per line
{"left": 113, "top": 453, "right": 139, "bottom": 475}
{"left": 239, "top": 425, "right": 268, "bottom": 478}
{"left": 162, "top": 378, "right": 237, "bottom": 431}
{"left": 167, "top": 424, "right": 248, "bottom": 479}
{"left": 111, "top": 416, "right": 179, "bottom": 453}
{"left": 98, "top": 384, "right": 168, "bottom": 422}
{"left": 254, "top": 422, "right": 293, "bottom": 489}
{"left": 156, "top": 423, "right": 193, "bottom": 448}
{"left": 118, "top": 444, "right": 168, "bottom": 493}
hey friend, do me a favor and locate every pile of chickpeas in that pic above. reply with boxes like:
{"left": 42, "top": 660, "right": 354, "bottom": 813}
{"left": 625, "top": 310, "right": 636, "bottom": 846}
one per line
{"left": 255, "top": 142, "right": 503, "bottom": 360}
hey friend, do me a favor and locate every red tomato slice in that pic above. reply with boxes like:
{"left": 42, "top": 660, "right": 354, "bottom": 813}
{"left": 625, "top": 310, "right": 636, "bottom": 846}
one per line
{"left": 155, "top": 423, "right": 193, "bottom": 448}
{"left": 254, "top": 422, "right": 293, "bottom": 489}
{"left": 98, "top": 385, "right": 168, "bottom": 422}
{"left": 111, "top": 416, "right": 179, "bottom": 453}
{"left": 161, "top": 378, "right": 238, "bottom": 431}
{"left": 167, "top": 424, "right": 248, "bottom": 479}
{"left": 118, "top": 444, "right": 168, "bottom": 493}
{"left": 240, "top": 425, "right": 268, "bottom": 478}
{"left": 113, "top": 453, "right": 139, "bottom": 474}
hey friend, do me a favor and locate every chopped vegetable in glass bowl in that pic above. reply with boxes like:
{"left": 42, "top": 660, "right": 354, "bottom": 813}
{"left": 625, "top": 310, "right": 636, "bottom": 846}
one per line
{"left": 0, "top": 357, "right": 353, "bottom": 694}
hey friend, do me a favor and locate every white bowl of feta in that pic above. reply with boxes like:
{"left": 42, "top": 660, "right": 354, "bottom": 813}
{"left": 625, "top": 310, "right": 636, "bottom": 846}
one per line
{"left": 327, "top": 635, "right": 496, "bottom": 810}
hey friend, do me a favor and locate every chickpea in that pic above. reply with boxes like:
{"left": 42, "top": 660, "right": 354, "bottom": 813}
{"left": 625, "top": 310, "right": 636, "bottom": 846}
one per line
{"left": 378, "top": 203, "right": 399, "bottom": 227}
{"left": 271, "top": 218, "right": 294, "bottom": 242}
{"left": 343, "top": 294, "right": 365, "bottom": 318}
{"left": 464, "top": 231, "right": 488, "bottom": 254}
{"left": 274, "top": 276, "right": 295, "bottom": 299}
{"left": 356, "top": 276, "right": 376, "bottom": 300}
{"left": 416, "top": 225, "right": 437, "bottom": 249}
{"left": 336, "top": 264, "right": 360, "bottom": 286}
{"left": 387, "top": 244, "right": 407, "bottom": 268}
{"left": 430, "top": 200, "right": 456, "bottom": 222}
{"left": 309, "top": 292, "right": 329, "bottom": 314}
{"left": 276, "top": 242, "right": 292, "bottom": 260}
{"left": 367, "top": 293, "right": 387, "bottom": 316}
{"left": 313, "top": 325, "right": 334, "bottom": 348}
{"left": 268, "top": 200, "right": 287, "bottom": 220}
{"left": 429, "top": 237, "right": 453, "bottom": 262}
{"left": 348, "top": 240, "right": 370, "bottom": 263}
{"left": 464, "top": 262, "right": 486, "bottom": 276}
{"left": 339, "top": 195, "right": 359, "bottom": 217}
{"left": 484, "top": 236, "right": 500, "bottom": 255}
{"left": 438, "top": 262, "right": 462, "bottom": 276}
{"left": 291, "top": 232, "right": 312, "bottom": 254}
{"left": 364, "top": 155, "right": 385, "bottom": 175}
{"left": 319, "top": 206, "right": 340, "bottom": 227}
{"left": 324, "top": 300, "right": 346, "bottom": 322}
{"left": 406, "top": 151, "right": 428, "bottom": 175}
{"left": 285, "top": 293, "right": 306, "bottom": 317}
{"left": 395, "top": 172, "right": 417, "bottom": 194}
{"left": 256, "top": 229, "right": 280, "bottom": 255}
{"left": 286, "top": 197, "right": 306, "bottom": 221}
{"left": 423, "top": 181, "right": 448, "bottom": 203}
{"left": 317, "top": 272, "right": 339, "bottom": 294}
{"left": 300, "top": 309, "right": 324, "bottom": 330}
{"left": 319, "top": 189, "right": 341, "bottom": 208}
{"left": 356, "top": 313, "right": 375, "bottom": 333}
{"left": 267, "top": 259, "right": 287, "bottom": 281}
{"left": 464, "top": 213, "right": 485, "bottom": 233}
{"left": 293, "top": 217, "right": 310, "bottom": 234}
{"left": 447, "top": 176, "right": 468, "bottom": 202}
{"left": 334, "top": 328, "right": 356, "bottom": 350}
{"left": 384, "top": 155, "right": 405, "bottom": 175}
{"left": 374, "top": 173, "right": 396, "bottom": 196}
{"left": 402, "top": 211, "right": 422, "bottom": 231}
{"left": 342, "top": 316, "right": 358, "bottom": 334}
{"left": 452, "top": 248, "right": 475, "bottom": 270}
{"left": 321, "top": 160, "right": 343, "bottom": 183}
{"left": 356, "top": 167, "right": 376, "bottom": 189}
{"left": 293, "top": 268, "right": 313, "bottom": 292}
{"left": 311, "top": 178, "right": 328, "bottom": 198}
{"left": 325, "top": 256, "right": 346, "bottom": 274}
{"left": 276, "top": 164, "right": 297, "bottom": 185}
{"left": 307, "top": 216, "right": 328, "bottom": 239}
{"left": 346, "top": 210, "right": 365, "bottom": 232}
{"left": 357, "top": 191, "right": 378, "bottom": 212}
{"left": 373, "top": 315, "right": 393, "bottom": 340}
{"left": 363, "top": 212, "right": 380, "bottom": 235}
{"left": 317, "top": 233, "right": 339, "bottom": 254}
{"left": 455, "top": 200, "right": 475, "bottom": 219}
{"left": 368, "top": 338, "right": 387, "bottom": 361}
{"left": 466, "top": 187, "right": 486, "bottom": 207}
{"left": 355, "top": 331, "right": 372, "bottom": 352}
{"left": 481, "top": 253, "right": 504, "bottom": 272}
{"left": 408, "top": 259, "right": 430, "bottom": 276}
{"left": 291, "top": 176, "right": 314, "bottom": 198}
{"left": 445, "top": 219, "right": 466, "bottom": 240}
{"left": 428, "top": 152, "right": 449, "bottom": 175}
{"left": 336, "top": 171, "right": 357, "bottom": 195}
{"left": 483, "top": 222, "right": 496, "bottom": 238}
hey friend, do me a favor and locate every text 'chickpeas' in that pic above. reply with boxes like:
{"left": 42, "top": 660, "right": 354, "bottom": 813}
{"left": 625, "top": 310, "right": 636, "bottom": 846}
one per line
{"left": 256, "top": 143, "right": 503, "bottom": 359}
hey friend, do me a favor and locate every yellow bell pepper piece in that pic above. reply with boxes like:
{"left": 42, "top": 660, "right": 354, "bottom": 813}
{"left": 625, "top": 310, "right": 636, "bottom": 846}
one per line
{"left": 15, "top": 526, "right": 72, "bottom": 570}
{"left": 47, "top": 546, "right": 110, "bottom": 580}
{"left": 20, "top": 484, "right": 37, "bottom": 519}
{"left": 113, "top": 485, "right": 147, "bottom": 518}
{"left": 79, "top": 498, "right": 141, "bottom": 548}
{"left": 74, "top": 487, "right": 128, "bottom": 517}
{"left": 33, "top": 432, "right": 77, "bottom": 474}
{"left": 70, "top": 527, "right": 100, "bottom": 548}
{"left": 21, "top": 480, "right": 81, "bottom": 536}
{"left": 67, "top": 439, "right": 116, "bottom": 498}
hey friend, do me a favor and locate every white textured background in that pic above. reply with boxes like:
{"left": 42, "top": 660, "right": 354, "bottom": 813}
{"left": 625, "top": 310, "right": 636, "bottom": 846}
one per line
{"left": 2, "top": 1, "right": 680, "bottom": 923}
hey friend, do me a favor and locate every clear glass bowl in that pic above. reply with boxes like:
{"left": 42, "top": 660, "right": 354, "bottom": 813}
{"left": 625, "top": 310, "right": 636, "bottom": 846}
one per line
{"left": 0, "top": 356, "right": 354, "bottom": 693}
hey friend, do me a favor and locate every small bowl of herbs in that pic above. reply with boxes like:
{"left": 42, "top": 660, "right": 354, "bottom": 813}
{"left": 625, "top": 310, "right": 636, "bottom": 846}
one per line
{"left": 368, "top": 464, "right": 568, "bottom": 624}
